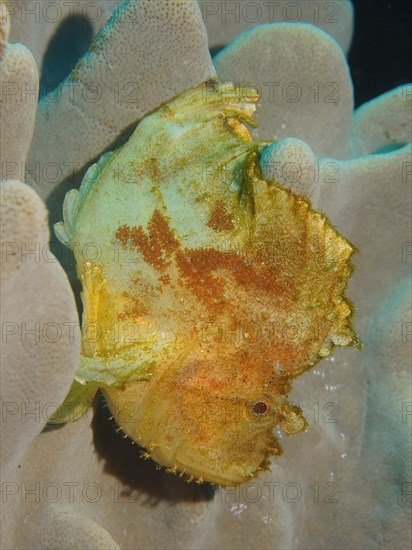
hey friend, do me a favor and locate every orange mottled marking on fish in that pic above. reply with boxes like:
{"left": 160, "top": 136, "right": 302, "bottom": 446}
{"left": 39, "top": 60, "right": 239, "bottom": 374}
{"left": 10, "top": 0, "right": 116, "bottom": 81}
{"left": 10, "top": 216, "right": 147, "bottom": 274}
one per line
{"left": 135, "top": 157, "right": 161, "bottom": 181}
{"left": 159, "top": 274, "right": 171, "bottom": 285}
{"left": 115, "top": 224, "right": 131, "bottom": 247}
{"left": 175, "top": 247, "right": 284, "bottom": 311}
{"left": 207, "top": 201, "right": 234, "bottom": 232}
{"left": 118, "top": 292, "right": 149, "bottom": 321}
{"left": 115, "top": 210, "right": 179, "bottom": 271}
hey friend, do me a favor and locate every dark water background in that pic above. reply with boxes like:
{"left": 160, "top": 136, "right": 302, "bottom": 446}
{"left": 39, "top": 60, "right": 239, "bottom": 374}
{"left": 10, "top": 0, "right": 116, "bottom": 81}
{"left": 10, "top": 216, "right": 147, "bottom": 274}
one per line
{"left": 350, "top": 0, "right": 411, "bottom": 107}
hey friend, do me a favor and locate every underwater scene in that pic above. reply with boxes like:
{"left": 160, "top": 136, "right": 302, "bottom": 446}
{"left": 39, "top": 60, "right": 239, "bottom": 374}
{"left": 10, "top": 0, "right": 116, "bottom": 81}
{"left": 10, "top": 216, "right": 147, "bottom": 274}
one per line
{"left": 1, "top": 0, "right": 411, "bottom": 548}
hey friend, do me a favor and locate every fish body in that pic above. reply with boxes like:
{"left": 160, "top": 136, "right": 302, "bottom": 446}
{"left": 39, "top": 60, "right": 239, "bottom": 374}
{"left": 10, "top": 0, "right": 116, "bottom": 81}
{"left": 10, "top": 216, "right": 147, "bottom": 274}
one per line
{"left": 53, "top": 81, "right": 359, "bottom": 485}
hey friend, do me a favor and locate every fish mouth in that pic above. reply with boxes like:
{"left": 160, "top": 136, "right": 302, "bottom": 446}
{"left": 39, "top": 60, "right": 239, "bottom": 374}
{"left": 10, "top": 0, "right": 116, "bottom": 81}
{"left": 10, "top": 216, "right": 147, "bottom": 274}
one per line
{"left": 174, "top": 459, "right": 254, "bottom": 486}
{"left": 173, "top": 447, "right": 267, "bottom": 486}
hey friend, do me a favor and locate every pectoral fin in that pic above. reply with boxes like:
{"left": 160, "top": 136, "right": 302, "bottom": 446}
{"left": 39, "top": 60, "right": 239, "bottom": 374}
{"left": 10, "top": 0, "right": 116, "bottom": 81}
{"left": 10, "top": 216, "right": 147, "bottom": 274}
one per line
{"left": 48, "top": 379, "right": 99, "bottom": 424}
{"left": 49, "top": 354, "right": 154, "bottom": 424}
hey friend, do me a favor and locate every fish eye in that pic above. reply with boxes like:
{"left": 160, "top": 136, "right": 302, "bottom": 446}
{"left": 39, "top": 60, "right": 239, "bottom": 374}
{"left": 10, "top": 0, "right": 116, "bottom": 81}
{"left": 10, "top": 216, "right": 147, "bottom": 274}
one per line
{"left": 243, "top": 397, "right": 274, "bottom": 422}
{"left": 253, "top": 400, "right": 269, "bottom": 415}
